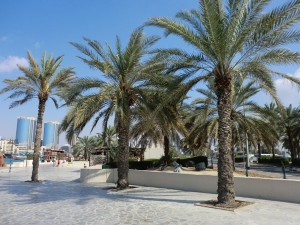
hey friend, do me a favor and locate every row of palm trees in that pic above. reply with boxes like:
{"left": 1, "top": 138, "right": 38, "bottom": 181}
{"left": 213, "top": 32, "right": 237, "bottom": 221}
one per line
{"left": 2, "top": 0, "right": 300, "bottom": 206}
{"left": 72, "top": 126, "right": 118, "bottom": 162}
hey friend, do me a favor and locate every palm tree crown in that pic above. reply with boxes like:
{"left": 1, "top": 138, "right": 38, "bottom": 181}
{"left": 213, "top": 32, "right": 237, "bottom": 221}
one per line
{"left": 1, "top": 52, "right": 75, "bottom": 108}
{"left": 0, "top": 51, "right": 75, "bottom": 181}
{"left": 147, "top": 0, "right": 300, "bottom": 205}
{"left": 61, "top": 28, "right": 163, "bottom": 189}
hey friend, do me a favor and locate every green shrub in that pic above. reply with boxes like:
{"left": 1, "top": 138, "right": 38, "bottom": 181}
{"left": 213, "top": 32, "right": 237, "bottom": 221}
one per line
{"left": 103, "top": 159, "right": 161, "bottom": 170}
{"left": 176, "top": 156, "right": 208, "bottom": 168}
{"left": 186, "top": 160, "right": 195, "bottom": 167}
{"left": 235, "top": 157, "right": 246, "bottom": 163}
{"left": 258, "top": 157, "right": 290, "bottom": 165}
{"left": 129, "top": 159, "right": 160, "bottom": 170}
{"left": 103, "top": 161, "right": 117, "bottom": 168}
{"left": 195, "top": 162, "right": 206, "bottom": 171}
{"left": 292, "top": 159, "right": 300, "bottom": 166}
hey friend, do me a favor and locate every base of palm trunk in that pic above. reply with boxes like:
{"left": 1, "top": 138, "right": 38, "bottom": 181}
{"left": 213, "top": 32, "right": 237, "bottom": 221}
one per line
{"left": 116, "top": 178, "right": 129, "bottom": 190}
{"left": 31, "top": 153, "right": 40, "bottom": 182}
{"left": 195, "top": 199, "right": 253, "bottom": 211}
{"left": 25, "top": 180, "right": 46, "bottom": 183}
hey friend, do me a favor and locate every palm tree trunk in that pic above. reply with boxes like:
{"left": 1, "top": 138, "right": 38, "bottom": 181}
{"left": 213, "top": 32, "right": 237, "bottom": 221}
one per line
{"left": 215, "top": 74, "right": 235, "bottom": 205}
{"left": 258, "top": 142, "right": 261, "bottom": 158}
{"left": 117, "top": 118, "right": 130, "bottom": 189}
{"left": 287, "top": 129, "right": 295, "bottom": 160}
{"left": 163, "top": 135, "right": 170, "bottom": 165}
{"left": 271, "top": 146, "right": 275, "bottom": 159}
{"left": 84, "top": 149, "right": 88, "bottom": 161}
{"left": 31, "top": 99, "right": 46, "bottom": 182}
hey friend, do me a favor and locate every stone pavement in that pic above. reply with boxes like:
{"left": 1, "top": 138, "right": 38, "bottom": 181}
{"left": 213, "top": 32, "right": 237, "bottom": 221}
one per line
{"left": 0, "top": 165, "right": 300, "bottom": 225}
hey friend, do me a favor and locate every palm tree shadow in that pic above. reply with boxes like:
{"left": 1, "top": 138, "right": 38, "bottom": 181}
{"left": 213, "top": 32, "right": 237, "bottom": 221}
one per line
{"left": 0, "top": 178, "right": 203, "bottom": 206}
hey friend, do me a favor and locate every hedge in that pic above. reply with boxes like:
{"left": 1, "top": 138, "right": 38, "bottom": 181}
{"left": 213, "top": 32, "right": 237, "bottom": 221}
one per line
{"left": 129, "top": 159, "right": 161, "bottom": 170}
{"left": 102, "top": 157, "right": 208, "bottom": 170}
{"left": 292, "top": 159, "right": 300, "bottom": 166}
{"left": 102, "top": 159, "right": 161, "bottom": 170}
{"left": 258, "top": 157, "right": 290, "bottom": 165}
{"left": 176, "top": 156, "right": 208, "bottom": 168}
{"left": 234, "top": 157, "right": 246, "bottom": 163}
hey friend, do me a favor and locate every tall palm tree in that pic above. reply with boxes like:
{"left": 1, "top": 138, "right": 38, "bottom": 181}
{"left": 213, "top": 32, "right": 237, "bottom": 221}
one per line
{"left": 261, "top": 103, "right": 282, "bottom": 158}
{"left": 0, "top": 52, "right": 75, "bottom": 181}
{"left": 281, "top": 105, "right": 300, "bottom": 160}
{"left": 131, "top": 89, "right": 186, "bottom": 165}
{"left": 185, "top": 78, "right": 278, "bottom": 168}
{"left": 61, "top": 28, "right": 163, "bottom": 189}
{"left": 96, "top": 126, "right": 118, "bottom": 162}
{"left": 73, "top": 136, "right": 96, "bottom": 161}
{"left": 148, "top": 0, "right": 300, "bottom": 205}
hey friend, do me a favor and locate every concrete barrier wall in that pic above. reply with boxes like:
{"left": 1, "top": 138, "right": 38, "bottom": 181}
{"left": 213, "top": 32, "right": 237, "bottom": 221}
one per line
{"left": 235, "top": 177, "right": 300, "bottom": 203}
{"left": 80, "top": 168, "right": 116, "bottom": 183}
{"left": 9, "top": 160, "right": 33, "bottom": 167}
{"left": 80, "top": 168, "right": 300, "bottom": 203}
{"left": 129, "top": 170, "right": 218, "bottom": 194}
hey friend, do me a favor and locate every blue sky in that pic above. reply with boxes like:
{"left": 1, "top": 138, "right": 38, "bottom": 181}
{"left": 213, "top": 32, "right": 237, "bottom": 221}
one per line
{"left": 1, "top": 0, "right": 300, "bottom": 145}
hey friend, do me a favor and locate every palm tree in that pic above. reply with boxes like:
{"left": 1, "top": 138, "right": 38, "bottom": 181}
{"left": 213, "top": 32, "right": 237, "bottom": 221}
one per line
{"left": 185, "top": 78, "right": 278, "bottom": 169}
{"left": 96, "top": 126, "right": 118, "bottom": 162}
{"left": 148, "top": 0, "right": 300, "bottom": 205}
{"left": 261, "top": 103, "right": 282, "bottom": 158}
{"left": 73, "top": 136, "right": 96, "bottom": 161}
{"left": 281, "top": 105, "right": 300, "bottom": 160}
{"left": 0, "top": 52, "right": 75, "bottom": 181}
{"left": 61, "top": 28, "right": 163, "bottom": 189}
{"left": 131, "top": 89, "right": 186, "bottom": 165}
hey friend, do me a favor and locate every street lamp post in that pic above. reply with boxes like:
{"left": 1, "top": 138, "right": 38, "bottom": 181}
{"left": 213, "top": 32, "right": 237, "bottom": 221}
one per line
{"left": 243, "top": 101, "right": 250, "bottom": 177}
{"left": 245, "top": 134, "right": 249, "bottom": 177}
{"left": 9, "top": 139, "right": 13, "bottom": 173}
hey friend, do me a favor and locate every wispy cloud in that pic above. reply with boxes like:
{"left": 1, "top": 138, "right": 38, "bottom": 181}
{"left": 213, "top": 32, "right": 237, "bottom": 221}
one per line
{"left": 0, "top": 56, "right": 28, "bottom": 73}
{"left": 34, "top": 42, "right": 41, "bottom": 48}
{"left": 275, "top": 68, "right": 300, "bottom": 106}
{"left": 0, "top": 36, "right": 8, "bottom": 42}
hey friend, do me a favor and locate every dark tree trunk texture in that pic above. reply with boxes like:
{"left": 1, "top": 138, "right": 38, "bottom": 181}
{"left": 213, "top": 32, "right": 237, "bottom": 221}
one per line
{"left": 84, "top": 149, "right": 88, "bottom": 161}
{"left": 258, "top": 142, "right": 261, "bottom": 158}
{"left": 215, "top": 74, "right": 235, "bottom": 205}
{"left": 116, "top": 116, "right": 130, "bottom": 189}
{"left": 163, "top": 135, "right": 170, "bottom": 165}
{"left": 287, "top": 129, "right": 296, "bottom": 160}
{"left": 271, "top": 146, "right": 275, "bottom": 159}
{"left": 31, "top": 99, "right": 46, "bottom": 182}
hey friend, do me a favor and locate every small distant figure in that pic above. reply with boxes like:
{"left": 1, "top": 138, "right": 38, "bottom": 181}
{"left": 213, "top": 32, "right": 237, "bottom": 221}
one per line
{"left": 57, "top": 159, "right": 60, "bottom": 167}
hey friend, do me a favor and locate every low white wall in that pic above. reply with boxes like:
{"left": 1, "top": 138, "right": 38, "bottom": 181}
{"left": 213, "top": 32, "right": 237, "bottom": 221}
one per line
{"left": 80, "top": 167, "right": 115, "bottom": 183}
{"left": 8, "top": 159, "right": 34, "bottom": 167}
{"left": 235, "top": 177, "right": 300, "bottom": 203}
{"left": 80, "top": 168, "right": 300, "bottom": 204}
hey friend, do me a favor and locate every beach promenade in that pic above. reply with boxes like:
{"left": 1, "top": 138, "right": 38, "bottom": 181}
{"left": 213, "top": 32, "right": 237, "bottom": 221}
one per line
{"left": 0, "top": 164, "right": 300, "bottom": 225}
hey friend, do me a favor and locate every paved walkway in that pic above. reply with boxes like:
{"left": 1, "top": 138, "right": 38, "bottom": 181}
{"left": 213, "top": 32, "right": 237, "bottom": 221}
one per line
{"left": 0, "top": 165, "right": 300, "bottom": 225}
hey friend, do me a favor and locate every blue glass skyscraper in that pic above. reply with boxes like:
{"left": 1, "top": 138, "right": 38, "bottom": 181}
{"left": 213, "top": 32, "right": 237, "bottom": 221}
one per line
{"left": 43, "top": 122, "right": 60, "bottom": 149}
{"left": 15, "top": 117, "right": 37, "bottom": 150}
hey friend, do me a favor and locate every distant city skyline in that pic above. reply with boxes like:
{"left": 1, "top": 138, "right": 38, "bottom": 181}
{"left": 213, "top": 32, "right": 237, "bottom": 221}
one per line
{"left": 1, "top": 116, "right": 61, "bottom": 148}
{"left": 43, "top": 121, "right": 60, "bottom": 149}
{"left": 15, "top": 116, "right": 36, "bottom": 150}
{"left": 1, "top": 1, "right": 300, "bottom": 144}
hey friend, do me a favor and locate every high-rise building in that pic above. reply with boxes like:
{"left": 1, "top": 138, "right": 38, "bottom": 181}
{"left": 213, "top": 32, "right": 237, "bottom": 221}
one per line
{"left": 43, "top": 121, "right": 60, "bottom": 149}
{"left": 15, "top": 117, "right": 36, "bottom": 150}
